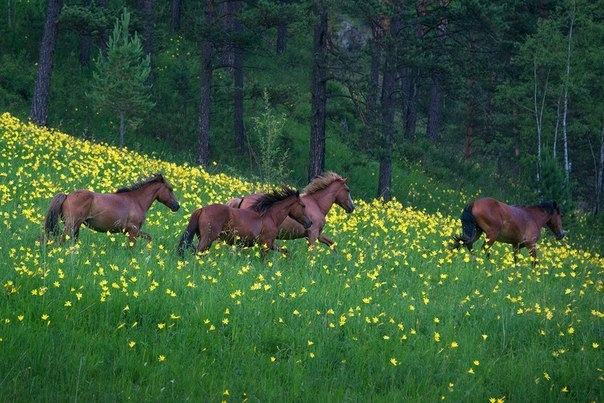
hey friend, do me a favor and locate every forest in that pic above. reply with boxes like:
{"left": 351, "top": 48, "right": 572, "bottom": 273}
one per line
{"left": 1, "top": 0, "right": 604, "bottom": 222}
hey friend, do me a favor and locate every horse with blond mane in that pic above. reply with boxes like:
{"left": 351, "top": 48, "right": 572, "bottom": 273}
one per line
{"left": 226, "top": 172, "right": 354, "bottom": 249}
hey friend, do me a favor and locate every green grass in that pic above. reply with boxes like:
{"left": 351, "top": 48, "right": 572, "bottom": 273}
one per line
{"left": 1, "top": 113, "right": 602, "bottom": 402}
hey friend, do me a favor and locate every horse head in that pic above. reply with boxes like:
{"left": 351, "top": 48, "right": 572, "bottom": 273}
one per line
{"left": 288, "top": 190, "right": 312, "bottom": 229}
{"left": 545, "top": 201, "right": 567, "bottom": 240}
{"left": 334, "top": 177, "right": 355, "bottom": 213}
{"left": 155, "top": 174, "right": 180, "bottom": 212}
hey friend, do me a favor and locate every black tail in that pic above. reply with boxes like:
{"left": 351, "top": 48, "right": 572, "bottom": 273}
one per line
{"left": 178, "top": 209, "right": 202, "bottom": 256}
{"left": 44, "top": 193, "right": 68, "bottom": 237}
{"left": 449, "top": 203, "right": 478, "bottom": 250}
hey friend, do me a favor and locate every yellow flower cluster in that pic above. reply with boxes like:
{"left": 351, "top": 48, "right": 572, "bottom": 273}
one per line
{"left": 0, "top": 112, "right": 602, "bottom": 401}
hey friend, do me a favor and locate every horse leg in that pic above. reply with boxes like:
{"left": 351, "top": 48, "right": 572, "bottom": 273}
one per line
{"left": 481, "top": 233, "right": 497, "bottom": 259}
{"left": 317, "top": 234, "right": 336, "bottom": 251}
{"left": 526, "top": 243, "right": 538, "bottom": 267}
{"left": 196, "top": 223, "right": 218, "bottom": 254}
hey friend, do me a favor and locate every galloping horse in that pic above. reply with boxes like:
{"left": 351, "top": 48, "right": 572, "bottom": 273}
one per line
{"left": 44, "top": 173, "right": 180, "bottom": 246}
{"left": 226, "top": 172, "right": 354, "bottom": 249}
{"left": 178, "top": 186, "right": 312, "bottom": 257}
{"left": 449, "top": 197, "right": 566, "bottom": 264}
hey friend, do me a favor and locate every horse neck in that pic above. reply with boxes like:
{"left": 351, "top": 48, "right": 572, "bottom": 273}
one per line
{"left": 264, "top": 196, "right": 297, "bottom": 226}
{"left": 526, "top": 206, "right": 553, "bottom": 227}
{"left": 127, "top": 183, "right": 160, "bottom": 211}
{"left": 307, "top": 183, "right": 339, "bottom": 214}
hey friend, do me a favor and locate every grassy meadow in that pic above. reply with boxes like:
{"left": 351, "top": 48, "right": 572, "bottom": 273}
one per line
{"left": 0, "top": 112, "right": 602, "bottom": 402}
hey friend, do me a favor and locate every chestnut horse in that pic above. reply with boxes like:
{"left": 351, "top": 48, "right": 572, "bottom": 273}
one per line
{"left": 178, "top": 186, "right": 312, "bottom": 257}
{"left": 44, "top": 173, "right": 180, "bottom": 246}
{"left": 225, "top": 172, "right": 354, "bottom": 249}
{"left": 449, "top": 197, "right": 566, "bottom": 264}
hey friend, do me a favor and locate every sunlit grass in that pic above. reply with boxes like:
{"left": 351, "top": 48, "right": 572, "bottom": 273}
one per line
{"left": 0, "top": 112, "right": 602, "bottom": 401}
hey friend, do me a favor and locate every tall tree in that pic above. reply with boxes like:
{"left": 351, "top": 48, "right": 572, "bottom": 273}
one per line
{"left": 197, "top": 0, "right": 217, "bottom": 167}
{"left": 89, "top": 9, "right": 154, "bottom": 150}
{"left": 30, "top": 0, "right": 62, "bottom": 127}
{"left": 308, "top": 0, "right": 328, "bottom": 181}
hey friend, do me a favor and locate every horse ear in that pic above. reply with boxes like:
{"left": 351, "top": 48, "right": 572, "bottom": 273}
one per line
{"left": 343, "top": 177, "right": 349, "bottom": 183}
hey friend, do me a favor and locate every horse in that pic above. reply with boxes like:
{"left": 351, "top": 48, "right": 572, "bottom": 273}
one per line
{"left": 178, "top": 186, "right": 312, "bottom": 257}
{"left": 44, "top": 173, "right": 180, "bottom": 246}
{"left": 225, "top": 172, "right": 354, "bottom": 249}
{"left": 449, "top": 197, "right": 567, "bottom": 265}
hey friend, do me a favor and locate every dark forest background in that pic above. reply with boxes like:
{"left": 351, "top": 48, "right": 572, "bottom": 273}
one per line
{"left": 2, "top": 0, "right": 604, "bottom": 242}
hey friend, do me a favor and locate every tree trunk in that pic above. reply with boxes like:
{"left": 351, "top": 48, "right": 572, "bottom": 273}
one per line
{"left": 378, "top": 59, "right": 396, "bottom": 201}
{"left": 464, "top": 78, "right": 475, "bottom": 160}
{"left": 377, "top": 12, "right": 400, "bottom": 202}
{"left": 562, "top": 11, "right": 574, "bottom": 181}
{"left": 401, "top": 67, "right": 419, "bottom": 139}
{"left": 276, "top": 22, "right": 288, "bottom": 54}
{"left": 119, "top": 110, "right": 125, "bottom": 150}
{"left": 231, "top": 0, "right": 245, "bottom": 152}
{"left": 170, "top": 0, "right": 182, "bottom": 32}
{"left": 30, "top": 0, "right": 62, "bottom": 127}
{"left": 308, "top": 0, "right": 328, "bottom": 181}
{"left": 594, "top": 125, "right": 604, "bottom": 215}
{"left": 426, "top": 71, "right": 442, "bottom": 143}
{"left": 79, "top": 0, "right": 92, "bottom": 65}
{"left": 197, "top": 0, "right": 215, "bottom": 167}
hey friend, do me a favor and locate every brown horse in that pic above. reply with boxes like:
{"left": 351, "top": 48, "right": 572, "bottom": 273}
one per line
{"left": 178, "top": 186, "right": 312, "bottom": 257}
{"left": 178, "top": 187, "right": 312, "bottom": 257}
{"left": 44, "top": 173, "right": 180, "bottom": 246}
{"left": 226, "top": 172, "right": 354, "bottom": 249}
{"left": 449, "top": 197, "right": 567, "bottom": 264}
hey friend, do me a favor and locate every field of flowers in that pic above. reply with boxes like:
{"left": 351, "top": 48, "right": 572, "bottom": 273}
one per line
{"left": 0, "top": 112, "right": 602, "bottom": 401}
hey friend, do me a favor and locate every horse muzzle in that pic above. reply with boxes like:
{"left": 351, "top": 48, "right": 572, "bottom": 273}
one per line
{"left": 170, "top": 202, "right": 180, "bottom": 212}
{"left": 556, "top": 230, "right": 567, "bottom": 240}
{"left": 302, "top": 218, "right": 312, "bottom": 229}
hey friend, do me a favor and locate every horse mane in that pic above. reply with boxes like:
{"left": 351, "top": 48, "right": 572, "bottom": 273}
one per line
{"left": 116, "top": 173, "right": 167, "bottom": 193}
{"left": 301, "top": 171, "right": 343, "bottom": 196}
{"left": 534, "top": 200, "right": 559, "bottom": 215}
{"left": 251, "top": 186, "right": 299, "bottom": 214}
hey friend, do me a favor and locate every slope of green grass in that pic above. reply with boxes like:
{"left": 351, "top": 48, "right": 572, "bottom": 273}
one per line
{"left": 1, "top": 113, "right": 602, "bottom": 402}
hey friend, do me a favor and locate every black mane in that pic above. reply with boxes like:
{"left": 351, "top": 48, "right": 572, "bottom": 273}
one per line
{"left": 116, "top": 173, "right": 167, "bottom": 193}
{"left": 251, "top": 186, "right": 299, "bottom": 214}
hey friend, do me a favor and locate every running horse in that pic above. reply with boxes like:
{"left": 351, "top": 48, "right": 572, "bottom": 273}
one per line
{"left": 178, "top": 186, "right": 312, "bottom": 257}
{"left": 449, "top": 197, "right": 567, "bottom": 265}
{"left": 44, "top": 173, "right": 180, "bottom": 246}
{"left": 226, "top": 172, "right": 354, "bottom": 249}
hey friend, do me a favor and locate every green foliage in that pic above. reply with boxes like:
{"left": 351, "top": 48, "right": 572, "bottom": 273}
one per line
{"left": 251, "top": 90, "right": 291, "bottom": 184}
{"left": 540, "top": 151, "right": 573, "bottom": 208}
{"left": 0, "top": 115, "right": 602, "bottom": 401}
{"left": 88, "top": 8, "right": 153, "bottom": 149}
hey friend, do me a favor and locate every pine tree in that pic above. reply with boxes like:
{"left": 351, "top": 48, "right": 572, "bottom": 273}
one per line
{"left": 89, "top": 8, "right": 154, "bottom": 150}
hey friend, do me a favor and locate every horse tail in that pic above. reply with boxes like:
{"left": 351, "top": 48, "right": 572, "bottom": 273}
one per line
{"left": 449, "top": 203, "right": 478, "bottom": 250}
{"left": 44, "top": 193, "right": 68, "bottom": 237}
{"left": 178, "top": 208, "right": 202, "bottom": 256}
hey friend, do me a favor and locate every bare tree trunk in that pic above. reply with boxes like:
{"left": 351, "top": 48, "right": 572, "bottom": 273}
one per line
{"left": 119, "top": 110, "right": 125, "bottom": 150}
{"left": 79, "top": 0, "right": 92, "bottom": 65}
{"left": 276, "top": 22, "right": 288, "bottom": 54}
{"left": 230, "top": 0, "right": 245, "bottom": 152}
{"left": 197, "top": 0, "right": 215, "bottom": 167}
{"left": 30, "top": 0, "right": 62, "bottom": 127}
{"left": 464, "top": 79, "right": 474, "bottom": 160}
{"left": 308, "top": 0, "right": 328, "bottom": 181}
{"left": 426, "top": 71, "right": 442, "bottom": 143}
{"left": 171, "top": 0, "right": 182, "bottom": 32}
{"left": 378, "top": 56, "right": 396, "bottom": 201}
{"left": 562, "top": 11, "right": 574, "bottom": 181}
{"left": 594, "top": 125, "right": 604, "bottom": 215}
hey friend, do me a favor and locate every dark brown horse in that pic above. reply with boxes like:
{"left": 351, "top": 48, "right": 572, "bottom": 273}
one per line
{"left": 225, "top": 172, "right": 354, "bottom": 249}
{"left": 44, "top": 173, "right": 180, "bottom": 246}
{"left": 178, "top": 186, "right": 312, "bottom": 257}
{"left": 449, "top": 197, "right": 566, "bottom": 264}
